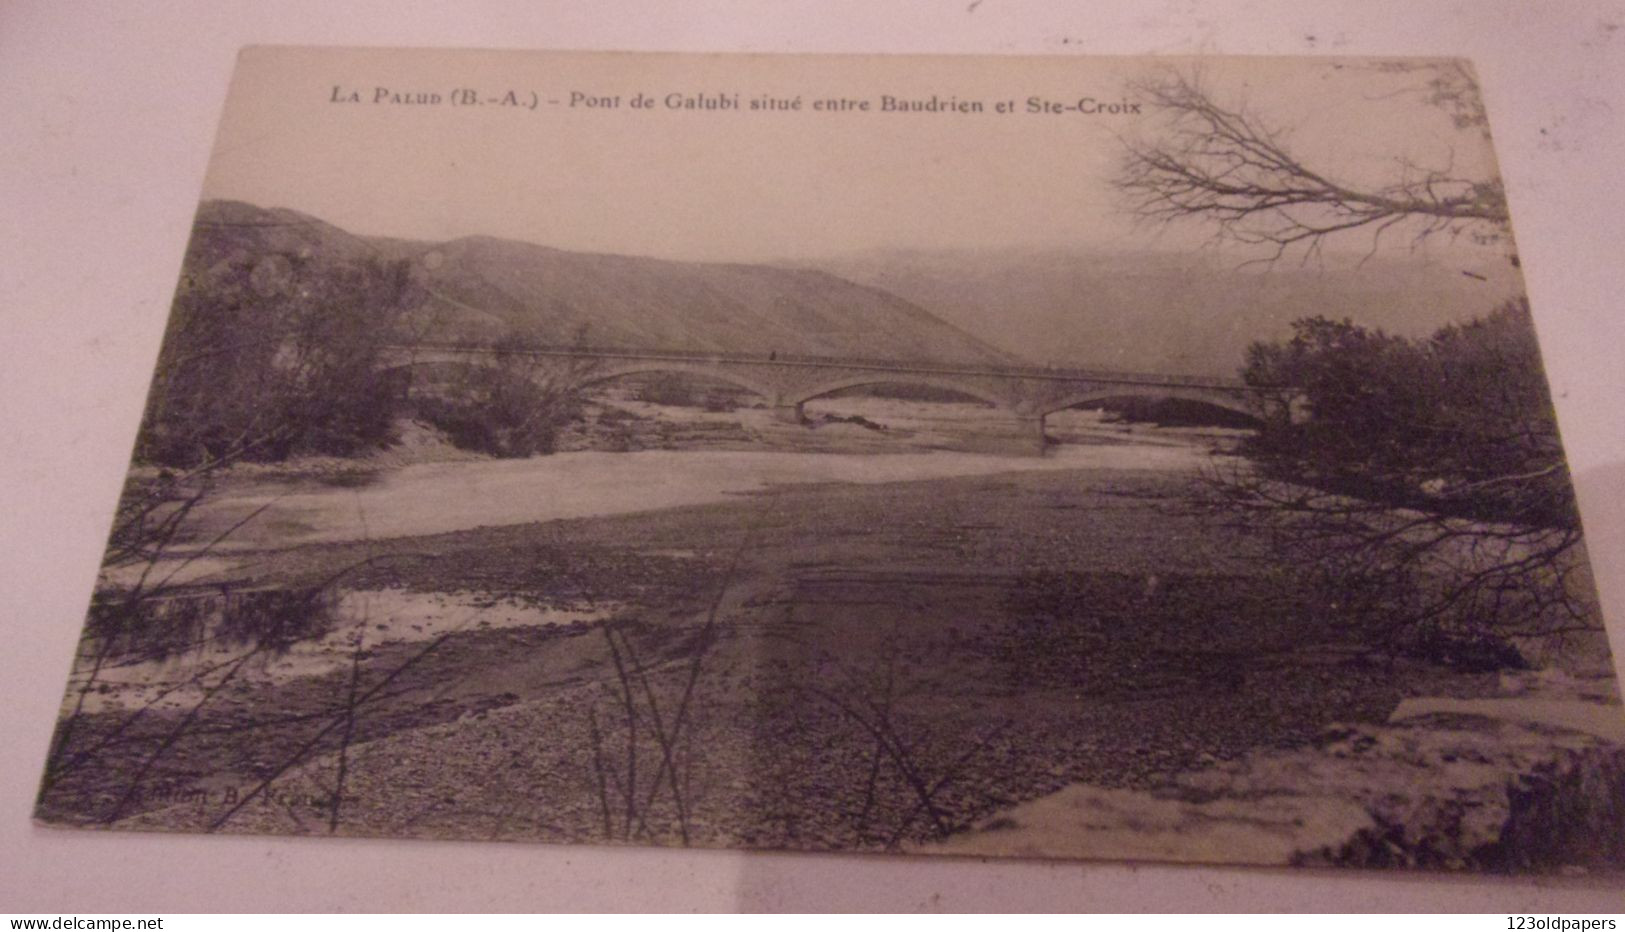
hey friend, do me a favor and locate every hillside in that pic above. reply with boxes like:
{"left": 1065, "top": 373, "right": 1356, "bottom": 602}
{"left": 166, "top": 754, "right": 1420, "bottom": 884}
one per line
{"left": 187, "top": 201, "right": 1013, "bottom": 365}
{"left": 182, "top": 202, "right": 1524, "bottom": 379}
{"left": 813, "top": 247, "right": 1528, "bottom": 377}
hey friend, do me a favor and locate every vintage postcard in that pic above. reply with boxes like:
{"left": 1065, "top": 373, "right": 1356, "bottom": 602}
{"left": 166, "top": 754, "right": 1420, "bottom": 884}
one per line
{"left": 36, "top": 47, "right": 1625, "bottom": 871}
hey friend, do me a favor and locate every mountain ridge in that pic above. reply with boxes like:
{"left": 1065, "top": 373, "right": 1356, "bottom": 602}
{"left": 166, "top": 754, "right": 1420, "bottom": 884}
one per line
{"left": 188, "top": 200, "right": 1016, "bottom": 367}
{"left": 808, "top": 246, "right": 1527, "bottom": 377}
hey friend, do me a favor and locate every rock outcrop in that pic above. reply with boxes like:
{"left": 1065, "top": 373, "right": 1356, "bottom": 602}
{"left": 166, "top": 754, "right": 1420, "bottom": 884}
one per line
{"left": 926, "top": 673, "right": 1625, "bottom": 872}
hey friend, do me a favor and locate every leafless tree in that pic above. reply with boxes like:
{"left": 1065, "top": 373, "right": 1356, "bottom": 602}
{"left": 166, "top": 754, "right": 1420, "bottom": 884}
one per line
{"left": 1118, "top": 63, "right": 1510, "bottom": 263}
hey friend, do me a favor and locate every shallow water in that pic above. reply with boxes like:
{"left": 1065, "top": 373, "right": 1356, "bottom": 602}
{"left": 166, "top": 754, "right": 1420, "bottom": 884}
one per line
{"left": 182, "top": 440, "right": 1220, "bottom": 553}
{"left": 99, "top": 402, "right": 1233, "bottom": 593}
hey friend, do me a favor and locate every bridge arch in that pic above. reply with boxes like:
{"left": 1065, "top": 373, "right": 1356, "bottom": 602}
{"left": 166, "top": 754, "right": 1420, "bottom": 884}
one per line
{"left": 576, "top": 363, "right": 779, "bottom": 403}
{"left": 377, "top": 357, "right": 783, "bottom": 407}
{"left": 1038, "top": 386, "right": 1264, "bottom": 424}
{"left": 788, "top": 375, "right": 1012, "bottom": 410}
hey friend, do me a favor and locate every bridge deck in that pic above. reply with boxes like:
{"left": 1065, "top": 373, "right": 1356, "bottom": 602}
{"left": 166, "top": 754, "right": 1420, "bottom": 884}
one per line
{"left": 384, "top": 342, "right": 1276, "bottom": 392}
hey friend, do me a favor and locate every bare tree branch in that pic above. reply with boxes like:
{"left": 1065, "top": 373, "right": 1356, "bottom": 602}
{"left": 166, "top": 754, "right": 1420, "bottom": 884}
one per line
{"left": 1118, "top": 67, "right": 1509, "bottom": 262}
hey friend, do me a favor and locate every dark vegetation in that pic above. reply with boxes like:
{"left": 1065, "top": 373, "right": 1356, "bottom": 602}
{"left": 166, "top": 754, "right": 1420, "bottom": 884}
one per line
{"left": 1241, "top": 299, "right": 1572, "bottom": 530}
{"left": 139, "top": 248, "right": 414, "bottom": 468}
{"left": 1095, "top": 396, "right": 1259, "bottom": 429}
{"left": 1211, "top": 299, "right": 1591, "bottom": 668}
{"left": 83, "top": 584, "right": 337, "bottom": 663}
{"left": 139, "top": 216, "right": 586, "bottom": 468}
{"left": 412, "top": 333, "right": 587, "bottom": 458}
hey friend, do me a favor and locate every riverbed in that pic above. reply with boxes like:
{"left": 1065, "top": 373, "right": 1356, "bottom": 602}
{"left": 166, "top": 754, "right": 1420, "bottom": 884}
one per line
{"left": 128, "top": 400, "right": 1238, "bottom": 577}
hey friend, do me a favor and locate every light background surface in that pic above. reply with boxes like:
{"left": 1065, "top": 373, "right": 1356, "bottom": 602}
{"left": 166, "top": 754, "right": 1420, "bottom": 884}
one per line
{"left": 3, "top": 0, "right": 1624, "bottom": 912}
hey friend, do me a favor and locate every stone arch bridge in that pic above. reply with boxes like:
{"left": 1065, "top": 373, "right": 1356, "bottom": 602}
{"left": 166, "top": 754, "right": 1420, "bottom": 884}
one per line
{"left": 380, "top": 343, "right": 1295, "bottom": 454}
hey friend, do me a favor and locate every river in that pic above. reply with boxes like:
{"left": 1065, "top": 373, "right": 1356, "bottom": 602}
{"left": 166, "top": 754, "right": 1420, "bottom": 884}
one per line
{"left": 185, "top": 441, "right": 1221, "bottom": 553}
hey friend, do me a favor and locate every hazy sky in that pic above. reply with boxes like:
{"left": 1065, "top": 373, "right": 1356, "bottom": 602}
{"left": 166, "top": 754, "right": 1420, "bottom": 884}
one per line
{"left": 202, "top": 48, "right": 1511, "bottom": 265}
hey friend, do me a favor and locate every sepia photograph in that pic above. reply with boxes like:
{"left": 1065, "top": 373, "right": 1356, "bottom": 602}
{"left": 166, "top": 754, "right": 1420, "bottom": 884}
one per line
{"left": 31, "top": 46, "right": 1625, "bottom": 873}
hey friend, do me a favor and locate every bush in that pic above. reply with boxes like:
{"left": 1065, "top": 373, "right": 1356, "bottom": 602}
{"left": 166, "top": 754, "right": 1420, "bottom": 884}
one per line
{"left": 1212, "top": 299, "right": 1594, "bottom": 663}
{"left": 1096, "top": 396, "right": 1259, "bottom": 429}
{"left": 1241, "top": 299, "right": 1574, "bottom": 529}
{"left": 138, "top": 247, "right": 413, "bottom": 468}
{"left": 416, "top": 339, "right": 582, "bottom": 458}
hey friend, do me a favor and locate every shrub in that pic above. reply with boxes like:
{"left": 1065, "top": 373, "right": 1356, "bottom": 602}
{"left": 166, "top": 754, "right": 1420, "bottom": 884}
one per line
{"left": 1209, "top": 299, "right": 1593, "bottom": 665}
{"left": 138, "top": 247, "right": 413, "bottom": 468}
{"left": 416, "top": 338, "right": 582, "bottom": 458}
